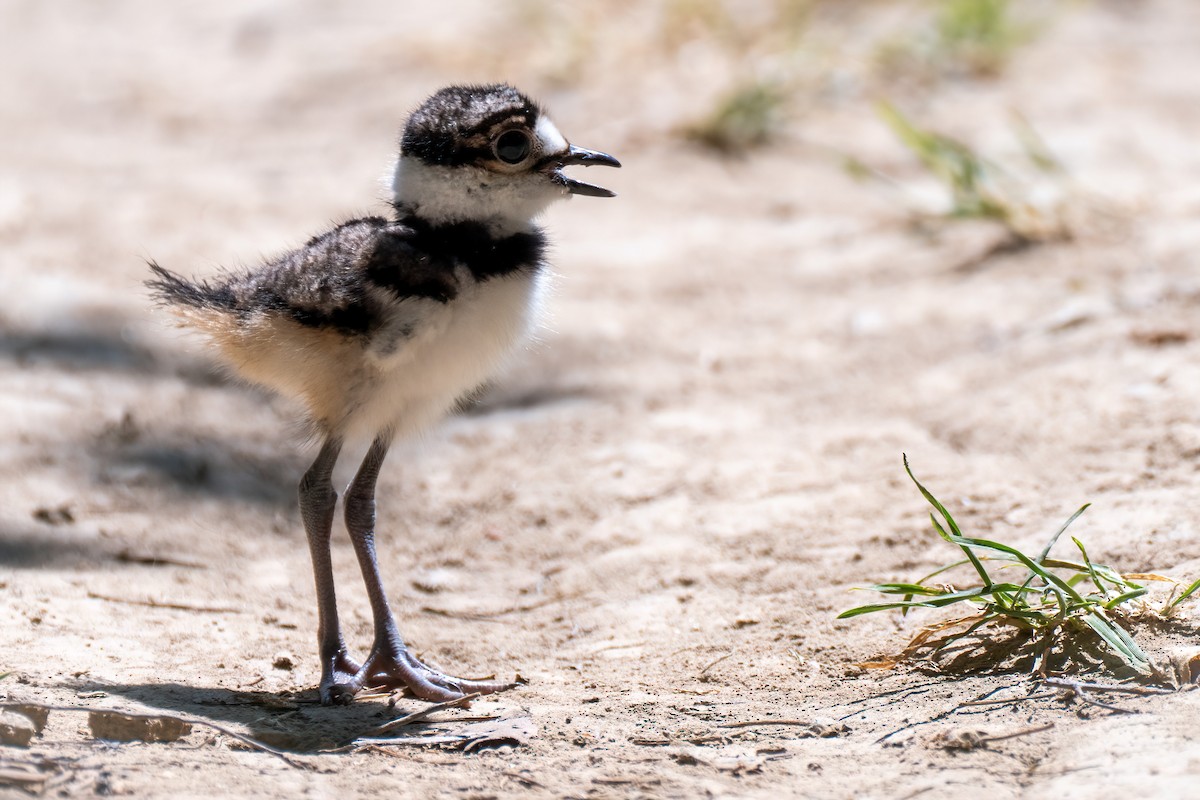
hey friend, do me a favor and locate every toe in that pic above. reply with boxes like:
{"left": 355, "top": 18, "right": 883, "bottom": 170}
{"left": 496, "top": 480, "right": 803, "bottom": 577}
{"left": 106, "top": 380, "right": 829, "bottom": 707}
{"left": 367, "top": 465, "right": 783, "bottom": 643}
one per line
{"left": 357, "top": 644, "right": 520, "bottom": 703}
{"left": 325, "top": 682, "right": 360, "bottom": 705}
{"left": 404, "top": 677, "right": 471, "bottom": 703}
{"left": 425, "top": 673, "right": 515, "bottom": 696}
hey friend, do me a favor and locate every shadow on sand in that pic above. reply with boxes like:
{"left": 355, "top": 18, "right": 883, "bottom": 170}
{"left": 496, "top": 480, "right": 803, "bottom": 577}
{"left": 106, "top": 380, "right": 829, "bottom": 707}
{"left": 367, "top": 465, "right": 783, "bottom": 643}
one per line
{"left": 0, "top": 520, "right": 122, "bottom": 569}
{"left": 77, "top": 680, "right": 395, "bottom": 752}
{"left": 92, "top": 435, "right": 304, "bottom": 508}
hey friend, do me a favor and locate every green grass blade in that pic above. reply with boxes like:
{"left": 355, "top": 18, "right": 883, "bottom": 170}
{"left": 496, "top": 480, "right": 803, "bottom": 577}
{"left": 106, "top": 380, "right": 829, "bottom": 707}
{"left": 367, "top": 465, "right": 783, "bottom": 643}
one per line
{"left": 1091, "top": 564, "right": 1137, "bottom": 590}
{"left": 930, "top": 514, "right": 998, "bottom": 594}
{"left": 987, "top": 606, "right": 1051, "bottom": 622}
{"left": 945, "top": 531, "right": 1081, "bottom": 616}
{"left": 1019, "top": 504, "right": 1091, "bottom": 593}
{"left": 838, "top": 583, "right": 1030, "bottom": 619}
{"left": 906, "top": 455, "right": 994, "bottom": 589}
{"left": 904, "top": 455, "right": 964, "bottom": 537}
{"left": 1082, "top": 611, "right": 1151, "bottom": 672}
{"left": 928, "top": 514, "right": 952, "bottom": 543}
{"left": 1035, "top": 504, "right": 1090, "bottom": 564}
{"left": 1103, "top": 587, "right": 1149, "bottom": 609}
{"left": 839, "top": 598, "right": 1050, "bottom": 622}
{"left": 877, "top": 102, "right": 942, "bottom": 175}
{"left": 946, "top": 533, "right": 1085, "bottom": 601}
{"left": 838, "top": 602, "right": 935, "bottom": 618}
{"left": 914, "top": 558, "right": 978, "bottom": 586}
{"left": 1012, "top": 111, "right": 1065, "bottom": 174}
{"left": 1073, "top": 536, "right": 1108, "bottom": 593}
{"left": 1041, "top": 558, "right": 1087, "bottom": 571}
{"left": 859, "top": 583, "right": 957, "bottom": 597}
{"left": 1044, "top": 559, "right": 1139, "bottom": 591}
{"left": 1169, "top": 577, "right": 1200, "bottom": 609}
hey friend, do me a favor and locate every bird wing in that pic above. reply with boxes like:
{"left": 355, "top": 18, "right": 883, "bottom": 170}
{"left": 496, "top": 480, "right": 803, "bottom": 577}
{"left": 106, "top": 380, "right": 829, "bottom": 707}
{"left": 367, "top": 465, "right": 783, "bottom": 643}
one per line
{"left": 149, "top": 217, "right": 459, "bottom": 338}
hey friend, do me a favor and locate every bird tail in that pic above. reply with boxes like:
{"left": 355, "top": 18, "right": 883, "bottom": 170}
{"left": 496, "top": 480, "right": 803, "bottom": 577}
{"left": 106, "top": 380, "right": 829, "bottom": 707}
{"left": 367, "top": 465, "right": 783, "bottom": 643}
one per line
{"left": 146, "top": 262, "right": 235, "bottom": 311}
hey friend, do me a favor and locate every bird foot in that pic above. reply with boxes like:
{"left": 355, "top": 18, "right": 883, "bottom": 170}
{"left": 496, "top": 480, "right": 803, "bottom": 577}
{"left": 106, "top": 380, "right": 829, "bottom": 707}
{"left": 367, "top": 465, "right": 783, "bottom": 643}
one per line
{"left": 318, "top": 649, "right": 364, "bottom": 706}
{"left": 356, "top": 644, "right": 518, "bottom": 703}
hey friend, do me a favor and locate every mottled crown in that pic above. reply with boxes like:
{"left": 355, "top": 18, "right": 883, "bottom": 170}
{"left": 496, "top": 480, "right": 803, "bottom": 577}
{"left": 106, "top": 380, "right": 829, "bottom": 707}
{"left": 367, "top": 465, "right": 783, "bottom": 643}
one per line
{"left": 400, "top": 84, "right": 542, "bottom": 167}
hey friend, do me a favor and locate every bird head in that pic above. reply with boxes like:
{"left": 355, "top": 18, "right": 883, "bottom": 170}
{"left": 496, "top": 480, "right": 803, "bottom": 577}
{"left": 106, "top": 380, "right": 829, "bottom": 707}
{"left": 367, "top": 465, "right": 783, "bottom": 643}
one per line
{"left": 391, "top": 84, "right": 620, "bottom": 231}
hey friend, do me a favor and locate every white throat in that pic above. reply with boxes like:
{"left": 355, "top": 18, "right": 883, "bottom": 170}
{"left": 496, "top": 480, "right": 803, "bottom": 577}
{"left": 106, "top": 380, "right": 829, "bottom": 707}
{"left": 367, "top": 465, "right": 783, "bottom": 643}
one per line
{"left": 390, "top": 157, "right": 567, "bottom": 233}
{"left": 390, "top": 116, "right": 575, "bottom": 233}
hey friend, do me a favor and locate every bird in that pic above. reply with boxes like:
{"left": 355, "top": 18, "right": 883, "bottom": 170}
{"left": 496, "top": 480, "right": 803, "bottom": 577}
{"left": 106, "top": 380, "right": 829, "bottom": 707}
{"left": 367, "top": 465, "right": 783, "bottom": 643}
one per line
{"left": 147, "top": 84, "right": 620, "bottom": 705}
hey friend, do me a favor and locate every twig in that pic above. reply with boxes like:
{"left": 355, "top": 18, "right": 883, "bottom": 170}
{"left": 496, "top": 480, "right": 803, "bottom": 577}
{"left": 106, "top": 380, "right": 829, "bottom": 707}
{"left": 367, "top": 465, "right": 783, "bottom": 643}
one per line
{"left": 116, "top": 550, "right": 207, "bottom": 569}
{"left": 0, "top": 703, "right": 307, "bottom": 769}
{"left": 367, "top": 692, "right": 482, "bottom": 736}
{"left": 824, "top": 679, "right": 945, "bottom": 720}
{"left": 1043, "top": 678, "right": 1173, "bottom": 696}
{"left": 895, "top": 787, "right": 934, "bottom": 800}
{"left": 0, "top": 766, "right": 46, "bottom": 789}
{"left": 977, "top": 721, "right": 1055, "bottom": 744}
{"left": 1045, "top": 680, "right": 1130, "bottom": 714}
{"left": 592, "top": 774, "right": 664, "bottom": 788}
{"left": 1073, "top": 691, "right": 1130, "bottom": 714}
{"left": 698, "top": 653, "right": 732, "bottom": 676}
{"left": 502, "top": 770, "right": 544, "bottom": 788}
{"left": 629, "top": 736, "right": 672, "bottom": 746}
{"left": 719, "top": 719, "right": 812, "bottom": 729}
{"left": 422, "top": 715, "right": 497, "bottom": 724}
{"left": 1045, "top": 678, "right": 1171, "bottom": 715}
{"left": 874, "top": 706, "right": 960, "bottom": 745}
{"left": 86, "top": 592, "right": 239, "bottom": 614}
{"left": 420, "top": 594, "right": 574, "bottom": 622}
{"left": 419, "top": 608, "right": 510, "bottom": 624}
{"left": 351, "top": 743, "right": 401, "bottom": 757}
{"left": 837, "top": 684, "right": 941, "bottom": 723}
{"left": 959, "top": 691, "right": 1055, "bottom": 707}
{"left": 630, "top": 734, "right": 727, "bottom": 746}
{"left": 351, "top": 733, "right": 470, "bottom": 748}
{"left": 590, "top": 641, "right": 649, "bottom": 655}
{"left": 951, "top": 232, "right": 1033, "bottom": 274}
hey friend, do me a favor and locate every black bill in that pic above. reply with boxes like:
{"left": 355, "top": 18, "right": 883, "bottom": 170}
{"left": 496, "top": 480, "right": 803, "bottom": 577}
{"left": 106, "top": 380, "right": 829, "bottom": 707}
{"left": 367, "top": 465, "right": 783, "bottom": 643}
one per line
{"left": 551, "top": 144, "right": 621, "bottom": 198}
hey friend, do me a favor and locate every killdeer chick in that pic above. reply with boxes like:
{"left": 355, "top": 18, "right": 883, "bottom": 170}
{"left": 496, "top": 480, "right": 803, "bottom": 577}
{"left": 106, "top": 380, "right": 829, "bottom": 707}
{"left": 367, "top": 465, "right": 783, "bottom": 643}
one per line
{"left": 148, "top": 84, "right": 619, "bottom": 705}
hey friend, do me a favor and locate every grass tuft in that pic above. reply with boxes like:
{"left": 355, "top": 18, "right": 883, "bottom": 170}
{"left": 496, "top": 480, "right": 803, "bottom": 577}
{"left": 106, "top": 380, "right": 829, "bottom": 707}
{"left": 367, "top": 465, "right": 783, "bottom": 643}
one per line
{"left": 876, "top": 100, "right": 1009, "bottom": 223}
{"left": 876, "top": 0, "right": 1040, "bottom": 82}
{"left": 840, "top": 457, "right": 1199, "bottom": 676}
{"left": 934, "top": 0, "right": 1033, "bottom": 77}
{"left": 684, "top": 80, "right": 791, "bottom": 153}
{"left": 860, "top": 102, "right": 1074, "bottom": 244}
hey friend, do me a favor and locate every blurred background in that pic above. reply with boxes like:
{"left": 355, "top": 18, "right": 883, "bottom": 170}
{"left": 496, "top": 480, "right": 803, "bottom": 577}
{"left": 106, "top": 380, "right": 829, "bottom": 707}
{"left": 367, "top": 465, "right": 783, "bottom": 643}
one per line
{"left": 3, "top": 1, "right": 1200, "bottom": 795}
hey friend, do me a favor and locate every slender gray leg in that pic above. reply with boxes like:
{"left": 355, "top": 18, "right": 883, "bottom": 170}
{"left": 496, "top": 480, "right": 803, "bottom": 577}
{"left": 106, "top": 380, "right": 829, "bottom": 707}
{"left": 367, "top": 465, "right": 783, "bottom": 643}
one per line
{"left": 298, "top": 436, "right": 360, "bottom": 705}
{"left": 343, "top": 434, "right": 515, "bottom": 702}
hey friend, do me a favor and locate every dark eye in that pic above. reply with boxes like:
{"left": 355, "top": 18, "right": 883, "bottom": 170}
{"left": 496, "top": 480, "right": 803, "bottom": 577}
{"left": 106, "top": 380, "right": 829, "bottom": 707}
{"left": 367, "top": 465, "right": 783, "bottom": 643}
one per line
{"left": 494, "top": 130, "right": 532, "bottom": 164}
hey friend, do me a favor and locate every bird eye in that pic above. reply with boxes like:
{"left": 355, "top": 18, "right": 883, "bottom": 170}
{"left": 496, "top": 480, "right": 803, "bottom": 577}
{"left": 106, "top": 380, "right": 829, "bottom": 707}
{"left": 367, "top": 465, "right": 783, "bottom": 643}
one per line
{"left": 493, "top": 130, "right": 532, "bottom": 164}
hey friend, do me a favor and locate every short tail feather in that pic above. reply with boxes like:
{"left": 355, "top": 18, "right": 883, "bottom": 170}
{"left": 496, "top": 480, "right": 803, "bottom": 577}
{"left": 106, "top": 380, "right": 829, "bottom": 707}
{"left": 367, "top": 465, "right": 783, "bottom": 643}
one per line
{"left": 146, "top": 262, "right": 235, "bottom": 311}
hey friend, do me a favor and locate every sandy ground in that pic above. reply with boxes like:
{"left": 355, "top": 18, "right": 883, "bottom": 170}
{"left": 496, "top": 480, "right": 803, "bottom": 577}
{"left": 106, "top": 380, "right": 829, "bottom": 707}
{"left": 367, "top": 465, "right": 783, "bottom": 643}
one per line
{"left": 4, "top": 0, "right": 1200, "bottom": 797}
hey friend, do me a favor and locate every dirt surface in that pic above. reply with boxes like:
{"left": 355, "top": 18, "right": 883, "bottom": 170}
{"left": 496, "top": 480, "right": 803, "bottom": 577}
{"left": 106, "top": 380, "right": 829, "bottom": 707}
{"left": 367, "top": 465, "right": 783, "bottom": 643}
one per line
{"left": 4, "top": 1, "right": 1200, "bottom": 797}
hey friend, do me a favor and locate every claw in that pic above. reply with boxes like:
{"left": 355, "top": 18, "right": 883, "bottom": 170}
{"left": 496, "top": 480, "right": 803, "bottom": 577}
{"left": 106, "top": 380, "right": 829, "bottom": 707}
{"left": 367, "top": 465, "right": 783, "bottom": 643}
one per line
{"left": 324, "top": 682, "right": 360, "bottom": 705}
{"left": 355, "top": 644, "right": 518, "bottom": 703}
{"left": 317, "top": 648, "right": 364, "bottom": 705}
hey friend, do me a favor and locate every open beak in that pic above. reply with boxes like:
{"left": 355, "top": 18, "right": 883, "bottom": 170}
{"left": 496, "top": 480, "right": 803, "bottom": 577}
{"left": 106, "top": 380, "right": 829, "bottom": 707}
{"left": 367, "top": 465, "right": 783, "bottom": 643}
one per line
{"left": 551, "top": 144, "right": 621, "bottom": 198}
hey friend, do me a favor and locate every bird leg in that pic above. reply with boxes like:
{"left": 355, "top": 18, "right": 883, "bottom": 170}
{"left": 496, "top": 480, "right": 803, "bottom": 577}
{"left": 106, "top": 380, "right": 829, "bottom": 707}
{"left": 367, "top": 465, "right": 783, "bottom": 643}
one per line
{"left": 343, "top": 435, "right": 516, "bottom": 702}
{"left": 298, "top": 436, "right": 362, "bottom": 705}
